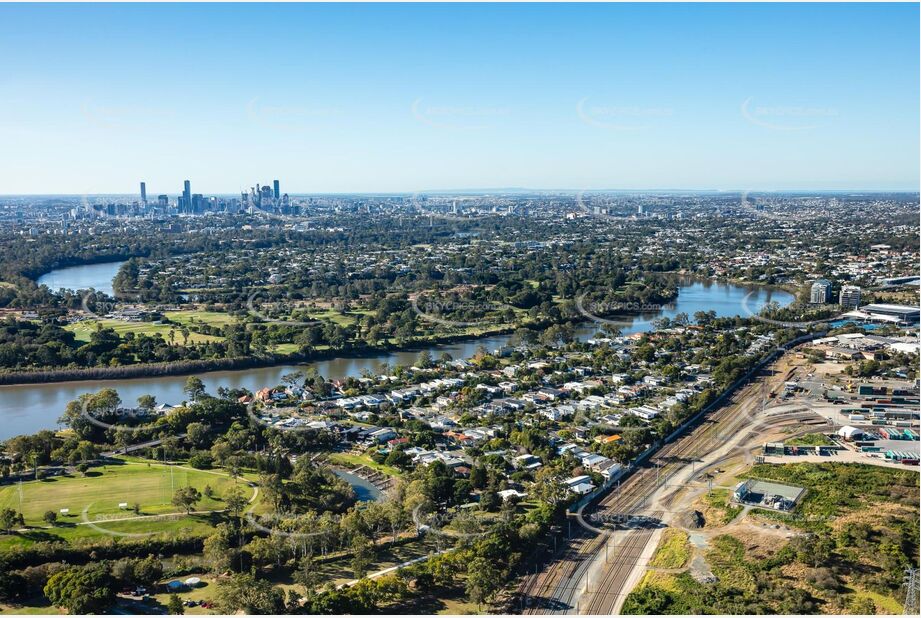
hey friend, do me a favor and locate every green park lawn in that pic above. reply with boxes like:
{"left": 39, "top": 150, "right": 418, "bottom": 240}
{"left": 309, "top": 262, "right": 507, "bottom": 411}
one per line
{"left": 0, "top": 460, "right": 252, "bottom": 527}
{"left": 306, "top": 308, "right": 359, "bottom": 327}
{"left": 164, "top": 310, "right": 238, "bottom": 327}
{"left": 270, "top": 343, "right": 301, "bottom": 354}
{"left": 66, "top": 319, "right": 223, "bottom": 345}
{"left": 0, "top": 514, "right": 221, "bottom": 551}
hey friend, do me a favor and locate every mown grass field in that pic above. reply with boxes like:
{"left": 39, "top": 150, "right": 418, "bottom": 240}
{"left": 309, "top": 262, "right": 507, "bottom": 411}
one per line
{"left": 306, "top": 308, "right": 359, "bottom": 327}
{"left": 164, "top": 310, "right": 238, "bottom": 327}
{"left": 0, "top": 514, "right": 221, "bottom": 552}
{"left": 0, "top": 460, "right": 249, "bottom": 526}
{"left": 66, "top": 319, "right": 224, "bottom": 344}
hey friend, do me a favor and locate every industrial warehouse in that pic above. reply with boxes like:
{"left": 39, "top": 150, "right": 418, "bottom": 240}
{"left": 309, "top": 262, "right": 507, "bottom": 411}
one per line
{"left": 732, "top": 479, "right": 806, "bottom": 511}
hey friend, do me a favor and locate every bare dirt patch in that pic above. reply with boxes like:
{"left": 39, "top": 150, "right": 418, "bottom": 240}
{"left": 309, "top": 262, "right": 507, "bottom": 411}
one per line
{"left": 719, "top": 521, "right": 794, "bottom": 559}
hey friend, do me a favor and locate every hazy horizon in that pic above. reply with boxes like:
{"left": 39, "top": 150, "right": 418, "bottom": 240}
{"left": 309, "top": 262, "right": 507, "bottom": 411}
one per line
{"left": 2, "top": 187, "right": 920, "bottom": 199}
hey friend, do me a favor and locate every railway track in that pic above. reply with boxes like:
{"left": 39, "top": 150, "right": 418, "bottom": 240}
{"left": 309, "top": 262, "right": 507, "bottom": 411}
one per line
{"left": 516, "top": 352, "right": 819, "bottom": 614}
{"left": 581, "top": 518, "right": 660, "bottom": 614}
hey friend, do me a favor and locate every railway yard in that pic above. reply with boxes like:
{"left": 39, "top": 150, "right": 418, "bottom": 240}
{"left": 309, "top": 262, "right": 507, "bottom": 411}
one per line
{"left": 514, "top": 346, "right": 854, "bottom": 615}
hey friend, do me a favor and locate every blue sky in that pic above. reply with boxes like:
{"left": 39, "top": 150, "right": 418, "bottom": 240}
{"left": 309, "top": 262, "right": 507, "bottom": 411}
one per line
{"left": 0, "top": 2, "right": 918, "bottom": 194}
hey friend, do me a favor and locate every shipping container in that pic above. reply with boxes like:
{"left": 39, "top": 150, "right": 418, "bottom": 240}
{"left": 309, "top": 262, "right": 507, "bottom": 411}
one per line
{"left": 848, "top": 414, "right": 865, "bottom": 422}
{"left": 895, "top": 421, "right": 911, "bottom": 427}
{"left": 860, "top": 446, "right": 881, "bottom": 452}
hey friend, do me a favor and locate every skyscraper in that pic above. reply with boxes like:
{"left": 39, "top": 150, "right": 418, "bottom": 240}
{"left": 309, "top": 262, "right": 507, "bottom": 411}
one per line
{"left": 810, "top": 279, "right": 833, "bottom": 304}
{"left": 273, "top": 179, "right": 280, "bottom": 200}
{"left": 140, "top": 181, "right": 147, "bottom": 204}
{"left": 839, "top": 285, "right": 862, "bottom": 310}
{"left": 182, "top": 180, "right": 191, "bottom": 212}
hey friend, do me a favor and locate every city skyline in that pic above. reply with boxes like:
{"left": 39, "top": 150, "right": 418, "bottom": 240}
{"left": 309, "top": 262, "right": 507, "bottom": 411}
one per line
{"left": 1, "top": 2, "right": 918, "bottom": 194}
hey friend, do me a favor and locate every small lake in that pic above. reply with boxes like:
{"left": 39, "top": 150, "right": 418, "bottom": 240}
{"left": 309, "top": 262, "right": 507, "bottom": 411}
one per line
{"left": 2, "top": 264, "right": 794, "bottom": 439}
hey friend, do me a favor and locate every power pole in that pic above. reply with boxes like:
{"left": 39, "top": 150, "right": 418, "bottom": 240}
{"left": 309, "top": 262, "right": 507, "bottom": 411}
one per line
{"left": 905, "top": 568, "right": 920, "bottom": 615}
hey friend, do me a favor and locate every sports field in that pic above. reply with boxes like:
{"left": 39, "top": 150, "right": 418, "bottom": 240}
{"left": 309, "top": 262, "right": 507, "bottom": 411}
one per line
{"left": 66, "top": 317, "right": 225, "bottom": 345}
{"left": 0, "top": 460, "right": 251, "bottom": 526}
{"left": 165, "top": 310, "right": 239, "bottom": 328}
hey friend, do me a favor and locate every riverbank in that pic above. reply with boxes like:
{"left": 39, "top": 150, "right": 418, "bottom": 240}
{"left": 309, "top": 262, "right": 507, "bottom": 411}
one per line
{"left": 720, "top": 275, "right": 802, "bottom": 297}
{"left": 0, "top": 280, "right": 794, "bottom": 440}
{"left": 0, "top": 324, "right": 521, "bottom": 386}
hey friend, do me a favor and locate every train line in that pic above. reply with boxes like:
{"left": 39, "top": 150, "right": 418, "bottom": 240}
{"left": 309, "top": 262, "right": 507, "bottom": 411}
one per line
{"left": 516, "top": 350, "right": 819, "bottom": 614}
